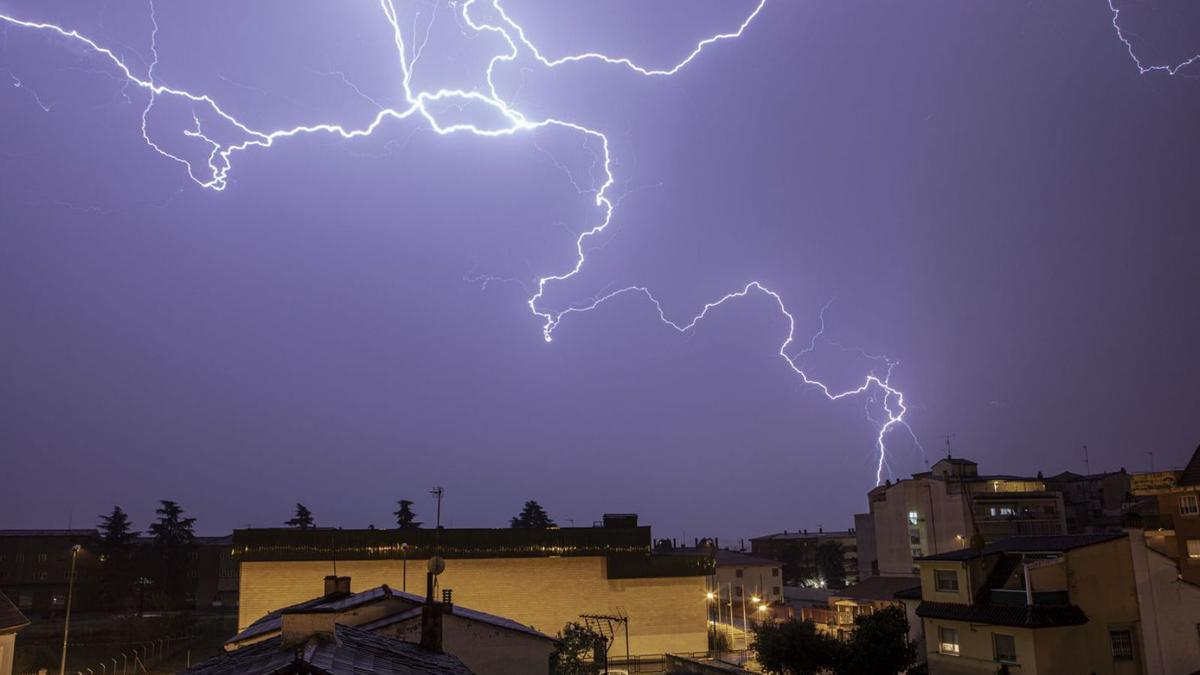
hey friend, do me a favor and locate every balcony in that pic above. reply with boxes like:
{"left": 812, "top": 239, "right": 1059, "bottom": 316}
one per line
{"left": 989, "top": 589, "right": 1070, "bottom": 606}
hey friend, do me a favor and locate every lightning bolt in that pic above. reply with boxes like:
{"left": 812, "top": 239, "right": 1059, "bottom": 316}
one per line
{"left": 0, "top": 0, "right": 918, "bottom": 484}
{"left": 1108, "top": 0, "right": 1200, "bottom": 75}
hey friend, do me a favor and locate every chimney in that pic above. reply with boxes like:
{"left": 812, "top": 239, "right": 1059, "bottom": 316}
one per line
{"left": 280, "top": 607, "right": 337, "bottom": 649}
{"left": 420, "top": 583, "right": 449, "bottom": 652}
{"left": 324, "top": 575, "right": 351, "bottom": 597}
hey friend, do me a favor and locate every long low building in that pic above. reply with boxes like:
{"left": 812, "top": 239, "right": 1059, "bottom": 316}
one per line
{"left": 232, "top": 514, "right": 712, "bottom": 656}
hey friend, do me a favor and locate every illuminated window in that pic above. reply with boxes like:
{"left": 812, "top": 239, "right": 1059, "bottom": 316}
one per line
{"left": 935, "top": 570, "right": 959, "bottom": 593}
{"left": 908, "top": 511, "right": 919, "bottom": 526}
{"left": 939, "top": 627, "right": 960, "bottom": 655}
{"left": 1186, "top": 540, "right": 1200, "bottom": 559}
{"left": 993, "top": 633, "right": 1017, "bottom": 663}
{"left": 1181, "top": 495, "right": 1199, "bottom": 517}
{"left": 1110, "top": 630, "right": 1133, "bottom": 660}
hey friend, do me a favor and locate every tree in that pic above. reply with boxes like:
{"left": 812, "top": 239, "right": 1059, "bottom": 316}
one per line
{"left": 286, "top": 503, "right": 315, "bottom": 529}
{"left": 394, "top": 500, "right": 421, "bottom": 529}
{"left": 815, "top": 540, "right": 847, "bottom": 589}
{"left": 510, "top": 500, "right": 555, "bottom": 528}
{"left": 838, "top": 606, "right": 918, "bottom": 675}
{"left": 148, "top": 500, "right": 196, "bottom": 607}
{"left": 552, "top": 622, "right": 602, "bottom": 675}
{"left": 751, "top": 618, "right": 841, "bottom": 675}
{"left": 97, "top": 506, "right": 138, "bottom": 607}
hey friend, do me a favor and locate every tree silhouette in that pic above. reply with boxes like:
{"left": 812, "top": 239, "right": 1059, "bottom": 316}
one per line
{"left": 815, "top": 540, "right": 847, "bottom": 589}
{"left": 394, "top": 500, "right": 421, "bottom": 529}
{"left": 839, "top": 606, "right": 919, "bottom": 675}
{"left": 510, "top": 500, "right": 555, "bottom": 528}
{"left": 98, "top": 506, "right": 138, "bottom": 607}
{"left": 751, "top": 618, "right": 840, "bottom": 675}
{"left": 148, "top": 500, "right": 196, "bottom": 607}
{"left": 286, "top": 503, "right": 315, "bottom": 529}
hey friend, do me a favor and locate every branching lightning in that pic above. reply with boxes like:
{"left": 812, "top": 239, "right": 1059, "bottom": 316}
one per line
{"left": 1108, "top": 0, "right": 1200, "bottom": 75}
{"left": 0, "top": 0, "right": 920, "bottom": 484}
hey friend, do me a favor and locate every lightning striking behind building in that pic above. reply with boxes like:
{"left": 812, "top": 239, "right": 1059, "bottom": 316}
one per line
{"left": 32, "top": 0, "right": 1173, "bottom": 484}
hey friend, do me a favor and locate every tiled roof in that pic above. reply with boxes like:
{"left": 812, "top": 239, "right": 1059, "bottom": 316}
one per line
{"left": 358, "top": 605, "right": 554, "bottom": 642}
{"left": 832, "top": 576, "right": 920, "bottom": 602}
{"left": 1180, "top": 444, "right": 1200, "bottom": 487}
{"left": 186, "top": 623, "right": 472, "bottom": 674}
{"left": 230, "top": 585, "right": 425, "bottom": 645}
{"left": 230, "top": 584, "right": 551, "bottom": 646}
{"left": 916, "top": 533, "right": 1126, "bottom": 561}
{"left": 0, "top": 591, "right": 29, "bottom": 633}
{"left": 916, "top": 601, "right": 1087, "bottom": 628}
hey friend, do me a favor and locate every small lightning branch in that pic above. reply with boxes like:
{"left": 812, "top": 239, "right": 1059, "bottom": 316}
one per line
{"left": 1, "top": 0, "right": 920, "bottom": 484}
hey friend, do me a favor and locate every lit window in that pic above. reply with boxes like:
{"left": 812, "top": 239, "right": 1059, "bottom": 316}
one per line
{"left": 993, "top": 633, "right": 1017, "bottom": 663}
{"left": 935, "top": 570, "right": 959, "bottom": 593}
{"left": 1181, "top": 495, "right": 1200, "bottom": 517}
{"left": 1110, "top": 630, "right": 1133, "bottom": 660}
{"left": 908, "top": 511, "right": 919, "bottom": 526}
{"left": 939, "top": 627, "right": 960, "bottom": 655}
{"left": 1186, "top": 540, "right": 1200, "bottom": 560}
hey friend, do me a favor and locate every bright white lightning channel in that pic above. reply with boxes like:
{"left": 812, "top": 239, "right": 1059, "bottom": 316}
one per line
{"left": 1, "top": 0, "right": 919, "bottom": 484}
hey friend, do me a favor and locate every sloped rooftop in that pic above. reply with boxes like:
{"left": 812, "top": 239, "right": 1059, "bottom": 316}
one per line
{"left": 188, "top": 623, "right": 471, "bottom": 674}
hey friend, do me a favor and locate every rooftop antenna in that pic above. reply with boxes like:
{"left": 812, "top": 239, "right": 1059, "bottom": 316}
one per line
{"left": 1145, "top": 451, "right": 1155, "bottom": 472}
{"left": 430, "top": 487, "right": 444, "bottom": 529}
{"left": 942, "top": 433, "right": 956, "bottom": 459}
{"left": 1082, "top": 445, "right": 1091, "bottom": 475}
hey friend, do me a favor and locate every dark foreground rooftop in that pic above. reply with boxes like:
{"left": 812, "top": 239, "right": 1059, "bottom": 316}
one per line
{"left": 186, "top": 623, "right": 472, "bottom": 675}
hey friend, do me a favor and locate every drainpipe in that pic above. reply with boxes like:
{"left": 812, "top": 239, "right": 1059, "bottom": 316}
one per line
{"left": 1023, "top": 561, "right": 1033, "bottom": 605}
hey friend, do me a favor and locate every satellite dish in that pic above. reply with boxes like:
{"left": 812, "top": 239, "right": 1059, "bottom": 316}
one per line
{"left": 427, "top": 556, "right": 445, "bottom": 576}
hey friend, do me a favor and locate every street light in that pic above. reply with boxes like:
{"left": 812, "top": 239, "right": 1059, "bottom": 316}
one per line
{"left": 59, "top": 544, "right": 81, "bottom": 675}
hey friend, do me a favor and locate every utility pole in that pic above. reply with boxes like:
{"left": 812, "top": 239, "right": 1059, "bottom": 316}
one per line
{"left": 59, "top": 544, "right": 81, "bottom": 675}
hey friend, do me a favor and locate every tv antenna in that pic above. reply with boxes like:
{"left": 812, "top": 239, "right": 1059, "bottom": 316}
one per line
{"left": 942, "top": 433, "right": 956, "bottom": 459}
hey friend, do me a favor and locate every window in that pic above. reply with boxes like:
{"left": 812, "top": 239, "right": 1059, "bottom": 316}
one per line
{"left": 908, "top": 511, "right": 919, "bottom": 526}
{"left": 935, "top": 570, "right": 960, "bottom": 593}
{"left": 989, "top": 505, "right": 1017, "bottom": 517}
{"left": 735, "top": 586, "right": 743, "bottom": 597}
{"left": 773, "top": 586, "right": 781, "bottom": 596}
{"left": 17, "top": 594, "right": 32, "bottom": 609}
{"left": 735, "top": 569, "right": 744, "bottom": 578}
{"left": 771, "top": 568, "right": 779, "bottom": 577}
{"left": 993, "top": 633, "right": 1017, "bottom": 663}
{"left": 1182, "top": 495, "right": 1200, "bottom": 517}
{"left": 1187, "top": 540, "right": 1200, "bottom": 560}
{"left": 938, "top": 627, "right": 960, "bottom": 655}
{"left": 37, "top": 571, "right": 48, "bottom": 581}
{"left": 37, "top": 553, "right": 47, "bottom": 563}
{"left": 1110, "top": 630, "right": 1133, "bottom": 660}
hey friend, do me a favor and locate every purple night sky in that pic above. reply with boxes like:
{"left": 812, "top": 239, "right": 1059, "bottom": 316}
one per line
{"left": 1, "top": 0, "right": 1198, "bottom": 542}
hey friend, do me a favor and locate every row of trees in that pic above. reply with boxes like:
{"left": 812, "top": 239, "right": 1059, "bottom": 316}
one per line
{"left": 751, "top": 607, "right": 919, "bottom": 675}
{"left": 97, "top": 501, "right": 196, "bottom": 609}
{"left": 282, "top": 499, "right": 557, "bottom": 530}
